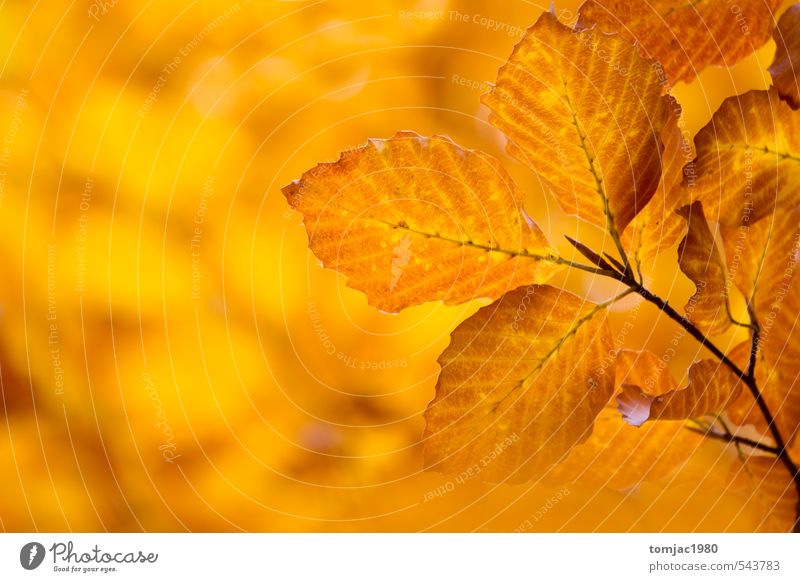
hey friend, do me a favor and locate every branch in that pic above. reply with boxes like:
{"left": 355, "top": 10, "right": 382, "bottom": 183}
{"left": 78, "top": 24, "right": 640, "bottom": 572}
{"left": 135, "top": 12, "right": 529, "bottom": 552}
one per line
{"left": 550, "top": 239, "right": 800, "bottom": 532}
{"left": 685, "top": 426, "right": 780, "bottom": 455}
{"left": 627, "top": 277, "right": 800, "bottom": 532}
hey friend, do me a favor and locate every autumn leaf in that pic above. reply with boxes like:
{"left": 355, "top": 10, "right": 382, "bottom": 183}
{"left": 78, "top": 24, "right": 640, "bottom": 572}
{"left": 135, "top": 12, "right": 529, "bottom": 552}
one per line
{"left": 722, "top": 207, "right": 800, "bottom": 443}
{"left": 676, "top": 202, "right": 731, "bottom": 336}
{"left": 482, "top": 12, "right": 670, "bottom": 235}
{"left": 729, "top": 456, "right": 799, "bottom": 532}
{"left": 578, "top": 0, "right": 783, "bottom": 86}
{"left": 617, "top": 349, "right": 678, "bottom": 397}
{"left": 720, "top": 205, "right": 800, "bottom": 316}
{"left": 729, "top": 349, "right": 800, "bottom": 445}
{"left": 770, "top": 4, "right": 800, "bottom": 110}
{"left": 621, "top": 104, "right": 692, "bottom": 267}
{"left": 619, "top": 358, "right": 744, "bottom": 427}
{"left": 423, "top": 285, "right": 614, "bottom": 484}
{"left": 545, "top": 406, "right": 702, "bottom": 490}
{"left": 687, "top": 89, "right": 800, "bottom": 226}
{"left": 547, "top": 349, "right": 702, "bottom": 490}
{"left": 283, "top": 131, "right": 560, "bottom": 313}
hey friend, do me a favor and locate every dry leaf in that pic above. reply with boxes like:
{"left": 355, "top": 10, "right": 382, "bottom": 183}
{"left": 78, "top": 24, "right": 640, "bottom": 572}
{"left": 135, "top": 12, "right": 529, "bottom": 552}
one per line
{"left": 722, "top": 208, "right": 800, "bottom": 443}
{"left": 617, "top": 349, "right": 678, "bottom": 396}
{"left": 729, "top": 347, "right": 800, "bottom": 444}
{"left": 676, "top": 202, "right": 731, "bottom": 336}
{"left": 619, "top": 359, "right": 743, "bottom": 426}
{"left": 482, "top": 12, "right": 670, "bottom": 234}
{"left": 423, "top": 285, "right": 614, "bottom": 484}
{"left": 283, "top": 131, "right": 560, "bottom": 312}
{"left": 770, "top": 4, "right": 800, "bottom": 110}
{"left": 622, "top": 104, "right": 692, "bottom": 267}
{"left": 687, "top": 89, "right": 800, "bottom": 226}
{"left": 578, "top": 0, "right": 782, "bottom": 86}
{"left": 547, "top": 349, "right": 701, "bottom": 490}
{"left": 729, "top": 456, "right": 799, "bottom": 532}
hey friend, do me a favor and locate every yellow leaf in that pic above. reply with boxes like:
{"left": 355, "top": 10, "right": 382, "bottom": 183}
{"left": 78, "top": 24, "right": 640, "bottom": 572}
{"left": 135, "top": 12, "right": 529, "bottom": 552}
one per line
{"left": 547, "top": 349, "right": 702, "bottom": 490}
{"left": 676, "top": 202, "right": 731, "bottom": 336}
{"left": 616, "top": 349, "right": 678, "bottom": 396}
{"left": 770, "top": 4, "right": 800, "bottom": 110}
{"left": 722, "top": 208, "right": 800, "bottom": 443}
{"left": 729, "top": 348, "right": 800, "bottom": 444}
{"left": 622, "top": 104, "right": 692, "bottom": 267}
{"left": 578, "top": 0, "right": 783, "bottom": 85}
{"left": 546, "top": 407, "right": 702, "bottom": 490}
{"left": 688, "top": 89, "right": 800, "bottom": 226}
{"left": 619, "top": 359, "right": 744, "bottom": 426}
{"left": 283, "top": 131, "right": 560, "bottom": 313}
{"left": 482, "top": 12, "right": 670, "bottom": 234}
{"left": 423, "top": 285, "right": 614, "bottom": 484}
{"left": 720, "top": 205, "right": 800, "bottom": 316}
{"left": 729, "top": 456, "right": 799, "bottom": 532}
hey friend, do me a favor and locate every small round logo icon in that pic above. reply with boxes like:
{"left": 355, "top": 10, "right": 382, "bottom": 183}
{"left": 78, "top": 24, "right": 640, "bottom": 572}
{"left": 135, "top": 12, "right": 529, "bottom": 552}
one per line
{"left": 20, "top": 542, "right": 46, "bottom": 570}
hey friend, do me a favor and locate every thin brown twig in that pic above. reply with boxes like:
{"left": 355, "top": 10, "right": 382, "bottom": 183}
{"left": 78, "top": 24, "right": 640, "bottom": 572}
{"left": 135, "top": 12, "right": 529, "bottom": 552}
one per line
{"left": 685, "top": 425, "right": 780, "bottom": 455}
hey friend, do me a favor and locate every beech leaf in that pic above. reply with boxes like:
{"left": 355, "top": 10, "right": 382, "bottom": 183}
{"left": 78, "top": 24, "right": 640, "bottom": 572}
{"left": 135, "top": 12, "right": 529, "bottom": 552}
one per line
{"left": 770, "top": 4, "right": 800, "bottom": 110}
{"left": 676, "top": 202, "right": 731, "bottom": 336}
{"left": 547, "top": 349, "right": 702, "bottom": 490}
{"left": 482, "top": 12, "right": 671, "bottom": 234}
{"left": 619, "top": 358, "right": 744, "bottom": 427}
{"left": 729, "top": 350, "right": 800, "bottom": 444}
{"left": 578, "top": 0, "right": 783, "bottom": 86}
{"left": 722, "top": 208, "right": 800, "bottom": 443}
{"left": 729, "top": 456, "right": 799, "bottom": 532}
{"left": 283, "top": 132, "right": 560, "bottom": 313}
{"left": 621, "top": 104, "right": 692, "bottom": 267}
{"left": 687, "top": 89, "right": 800, "bottom": 226}
{"left": 423, "top": 285, "right": 614, "bottom": 484}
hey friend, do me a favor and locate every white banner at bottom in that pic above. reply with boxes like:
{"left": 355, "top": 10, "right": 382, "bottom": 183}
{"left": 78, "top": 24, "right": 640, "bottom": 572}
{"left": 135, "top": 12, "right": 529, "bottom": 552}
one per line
{"left": 0, "top": 533, "right": 798, "bottom": 580}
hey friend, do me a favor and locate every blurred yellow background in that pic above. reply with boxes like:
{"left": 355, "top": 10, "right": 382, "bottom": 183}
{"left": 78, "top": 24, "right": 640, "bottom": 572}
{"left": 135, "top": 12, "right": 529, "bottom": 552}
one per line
{"left": 0, "top": 0, "right": 789, "bottom": 531}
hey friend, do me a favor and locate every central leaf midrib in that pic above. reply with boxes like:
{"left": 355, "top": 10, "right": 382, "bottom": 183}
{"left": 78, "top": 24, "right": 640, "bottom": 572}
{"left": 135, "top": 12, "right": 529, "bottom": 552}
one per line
{"left": 489, "top": 299, "right": 610, "bottom": 414}
{"left": 322, "top": 199, "right": 555, "bottom": 262}
{"left": 560, "top": 78, "right": 616, "bottom": 228}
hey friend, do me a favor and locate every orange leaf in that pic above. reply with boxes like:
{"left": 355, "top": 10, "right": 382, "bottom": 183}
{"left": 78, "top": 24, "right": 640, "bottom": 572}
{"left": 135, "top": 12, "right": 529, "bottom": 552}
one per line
{"left": 619, "top": 359, "right": 744, "bottom": 426}
{"left": 720, "top": 206, "right": 800, "bottom": 316}
{"left": 482, "top": 12, "right": 670, "bottom": 234}
{"left": 722, "top": 208, "right": 800, "bottom": 443}
{"left": 283, "top": 132, "right": 560, "bottom": 313}
{"left": 676, "top": 202, "right": 731, "bottom": 336}
{"left": 729, "top": 349, "right": 800, "bottom": 444}
{"left": 616, "top": 349, "right": 677, "bottom": 396}
{"left": 687, "top": 89, "right": 800, "bottom": 226}
{"left": 423, "top": 285, "right": 614, "bottom": 484}
{"left": 729, "top": 456, "right": 799, "bottom": 532}
{"left": 547, "top": 349, "right": 701, "bottom": 490}
{"left": 578, "top": 0, "right": 782, "bottom": 86}
{"left": 770, "top": 4, "right": 800, "bottom": 110}
{"left": 621, "top": 104, "right": 692, "bottom": 267}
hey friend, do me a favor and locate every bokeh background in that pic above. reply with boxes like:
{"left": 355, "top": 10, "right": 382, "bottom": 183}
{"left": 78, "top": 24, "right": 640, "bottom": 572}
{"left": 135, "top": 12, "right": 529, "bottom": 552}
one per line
{"left": 0, "top": 0, "right": 792, "bottom": 531}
